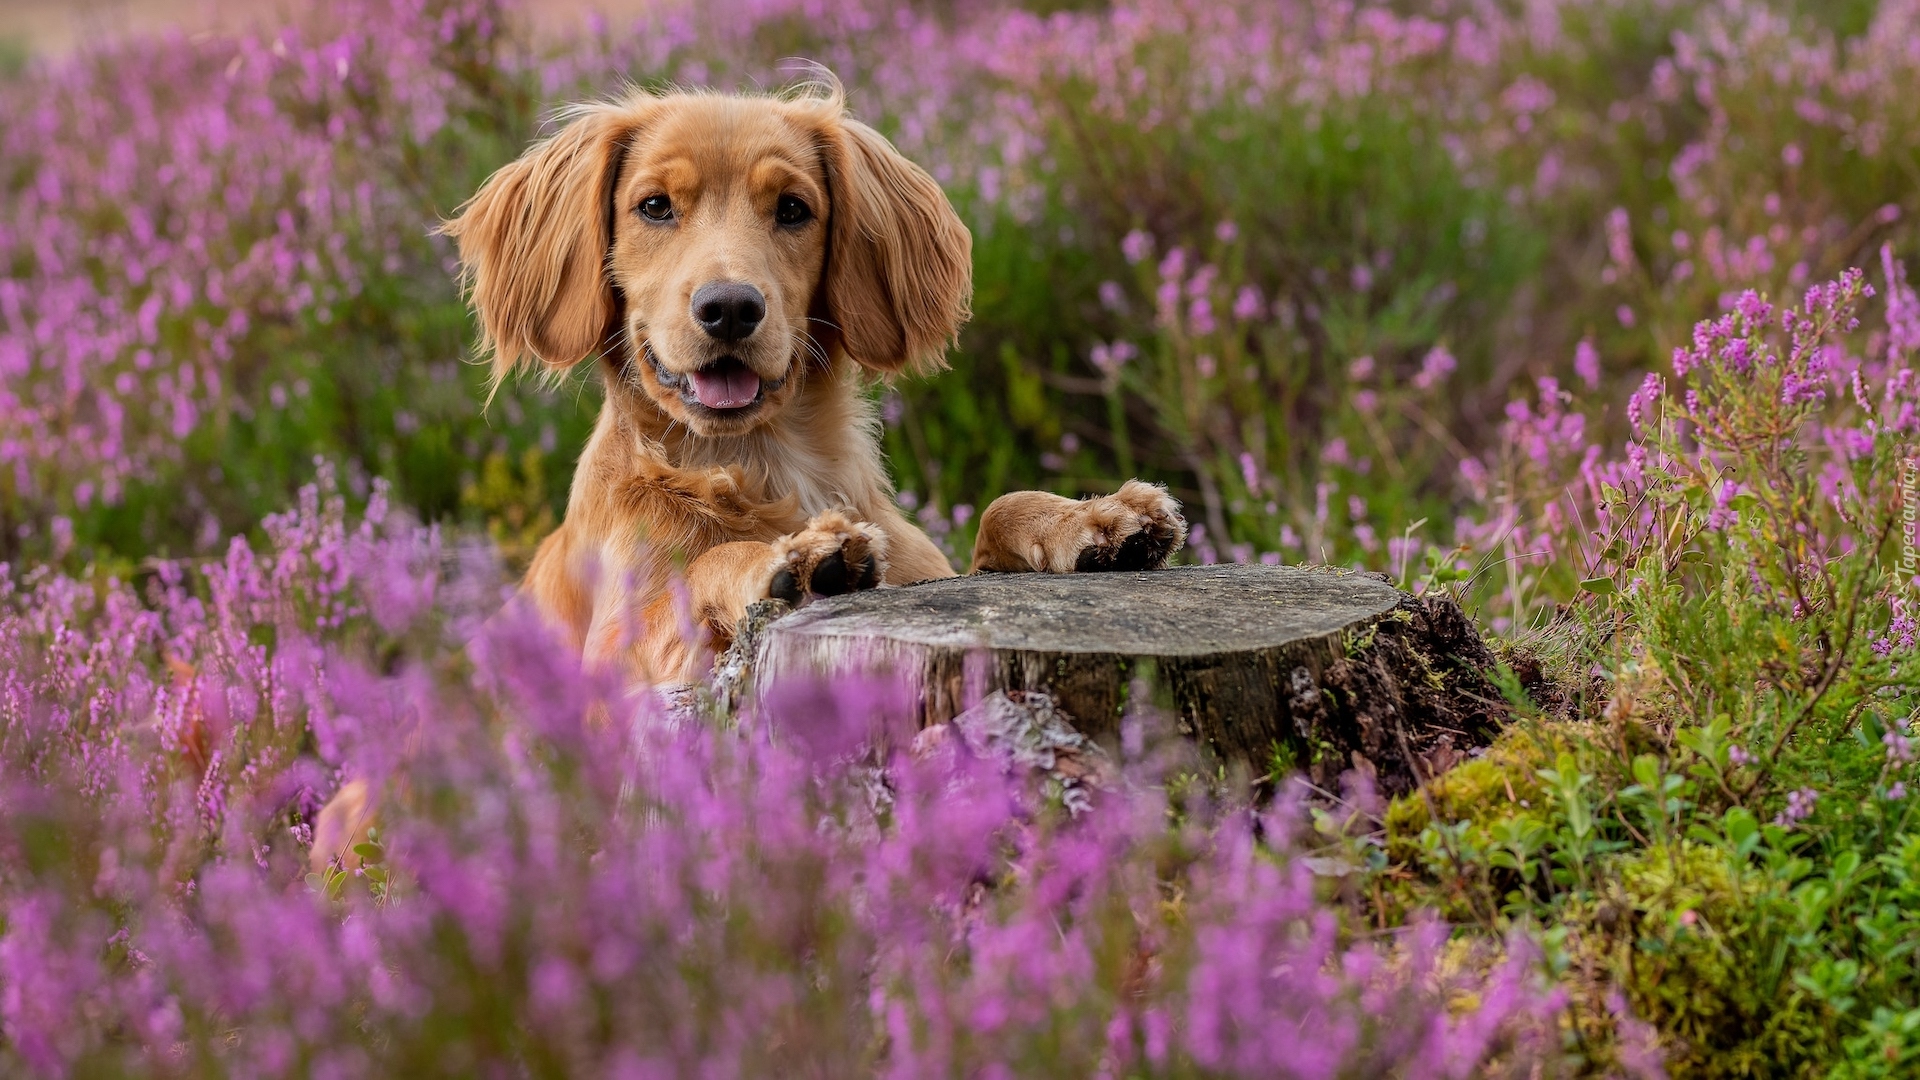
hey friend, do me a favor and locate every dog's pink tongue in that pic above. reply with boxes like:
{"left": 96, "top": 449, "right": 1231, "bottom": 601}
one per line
{"left": 689, "top": 365, "right": 761, "bottom": 409}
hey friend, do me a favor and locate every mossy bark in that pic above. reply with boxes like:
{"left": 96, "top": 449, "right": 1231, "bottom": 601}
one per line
{"left": 747, "top": 564, "right": 1507, "bottom": 797}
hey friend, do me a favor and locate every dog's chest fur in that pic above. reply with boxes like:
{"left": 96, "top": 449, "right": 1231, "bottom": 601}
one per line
{"left": 681, "top": 421, "right": 881, "bottom": 517}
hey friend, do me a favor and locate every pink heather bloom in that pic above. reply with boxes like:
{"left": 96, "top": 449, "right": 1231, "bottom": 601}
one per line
{"left": 1889, "top": 782, "right": 1909, "bottom": 801}
{"left": 1213, "top": 219, "right": 1238, "bottom": 244}
{"left": 1883, "top": 603, "right": 1918, "bottom": 654}
{"left": 1606, "top": 991, "right": 1667, "bottom": 1079}
{"left": 1728, "top": 744, "right": 1754, "bottom": 767}
{"left": 1238, "top": 451, "right": 1260, "bottom": 491}
{"left": 1605, "top": 207, "right": 1634, "bottom": 268}
{"left": 1734, "top": 289, "right": 1774, "bottom": 327}
{"left": 1348, "top": 355, "right": 1376, "bottom": 381}
{"left": 1090, "top": 340, "right": 1136, "bottom": 377}
{"left": 1706, "top": 481, "right": 1740, "bottom": 531}
{"left": 1574, "top": 338, "right": 1601, "bottom": 389}
{"left": 1412, "top": 345, "right": 1455, "bottom": 391}
{"left": 1120, "top": 229, "right": 1153, "bottom": 264}
{"left": 1157, "top": 246, "right": 1188, "bottom": 284}
{"left": 1156, "top": 279, "right": 1182, "bottom": 326}
{"left": 1882, "top": 244, "right": 1920, "bottom": 360}
{"left": 1776, "top": 787, "right": 1818, "bottom": 826}
{"left": 1884, "top": 731, "right": 1913, "bottom": 765}
{"left": 1189, "top": 298, "right": 1217, "bottom": 335}
{"left": 1232, "top": 285, "right": 1264, "bottom": 321}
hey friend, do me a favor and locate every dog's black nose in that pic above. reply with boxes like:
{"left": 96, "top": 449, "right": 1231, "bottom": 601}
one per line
{"left": 691, "top": 282, "right": 766, "bottom": 342}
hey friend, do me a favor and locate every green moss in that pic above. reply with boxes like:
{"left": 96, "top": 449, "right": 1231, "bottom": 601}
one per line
{"left": 1384, "top": 720, "right": 1572, "bottom": 863}
{"left": 1571, "top": 842, "right": 1822, "bottom": 1078}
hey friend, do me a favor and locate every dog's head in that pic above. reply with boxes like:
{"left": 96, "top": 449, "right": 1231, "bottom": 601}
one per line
{"left": 442, "top": 85, "right": 972, "bottom": 436}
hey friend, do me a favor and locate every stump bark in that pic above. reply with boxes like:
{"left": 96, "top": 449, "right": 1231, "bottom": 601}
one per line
{"left": 749, "top": 564, "right": 1507, "bottom": 797}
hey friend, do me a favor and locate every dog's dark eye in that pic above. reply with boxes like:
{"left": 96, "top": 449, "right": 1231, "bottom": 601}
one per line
{"left": 637, "top": 194, "right": 674, "bottom": 222}
{"left": 775, "top": 194, "right": 812, "bottom": 226}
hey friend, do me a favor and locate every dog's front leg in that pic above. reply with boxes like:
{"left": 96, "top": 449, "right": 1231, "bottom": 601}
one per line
{"left": 970, "top": 479, "right": 1187, "bottom": 573}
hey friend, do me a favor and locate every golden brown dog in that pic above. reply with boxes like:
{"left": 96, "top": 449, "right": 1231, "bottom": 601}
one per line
{"left": 312, "top": 84, "right": 1186, "bottom": 874}
{"left": 439, "top": 83, "right": 1187, "bottom": 682}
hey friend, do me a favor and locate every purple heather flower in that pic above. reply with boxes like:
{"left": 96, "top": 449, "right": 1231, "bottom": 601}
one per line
{"left": 1189, "top": 297, "right": 1217, "bottom": 335}
{"left": 1734, "top": 289, "right": 1774, "bottom": 328}
{"left": 1412, "top": 345, "right": 1455, "bottom": 391}
{"left": 1627, "top": 373, "right": 1663, "bottom": 430}
{"left": 1157, "top": 246, "right": 1188, "bottom": 284}
{"left": 1605, "top": 207, "right": 1634, "bottom": 268}
{"left": 1775, "top": 787, "right": 1818, "bottom": 826}
{"left": 1885, "top": 731, "right": 1913, "bottom": 764}
{"left": 1090, "top": 340, "right": 1136, "bottom": 377}
{"left": 1574, "top": 339, "right": 1601, "bottom": 389}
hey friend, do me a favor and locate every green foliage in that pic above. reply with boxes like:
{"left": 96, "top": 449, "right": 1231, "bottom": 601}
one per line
{"left": 1373, "top": 273, "right": 1920, "bottom": 1074}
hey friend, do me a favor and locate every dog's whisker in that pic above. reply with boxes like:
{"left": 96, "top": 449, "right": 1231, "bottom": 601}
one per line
{"left": 801, "top": 332, "right": 833, "bottom": 369}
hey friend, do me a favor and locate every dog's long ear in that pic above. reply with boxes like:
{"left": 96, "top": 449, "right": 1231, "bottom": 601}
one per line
{"left": 440, "top": 103, "right": 637, "bottom": 395}
{"left": 819, "top": 117, "right": 973, "bottom": 375}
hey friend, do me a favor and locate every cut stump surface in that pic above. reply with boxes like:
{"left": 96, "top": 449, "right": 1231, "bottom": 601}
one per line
{"left": 750, "top": 564, "right": 1506, "bottom": 796}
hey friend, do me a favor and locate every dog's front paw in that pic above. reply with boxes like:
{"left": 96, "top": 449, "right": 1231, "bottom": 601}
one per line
{"left": 971, "top": 481, "right": 1188, "bottom": 574}
{"left": 766, "top": 511, "right": 890, "bottom": 604}
{"left": 1068, "top": 480, "right": 1187, "bottom": 572}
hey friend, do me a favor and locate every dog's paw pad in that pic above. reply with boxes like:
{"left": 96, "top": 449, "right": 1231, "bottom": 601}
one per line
{"left": 769, "top": 567, "right": 804, "bottom": 605}
{"left": 767, "top": 513, "right": 890, "bottom": 601}
{"left": 811, "top": 550, "right": 851, "bottom": 595}
{"left": 1072, "top": 481, "right": 1187, "bottom": 572}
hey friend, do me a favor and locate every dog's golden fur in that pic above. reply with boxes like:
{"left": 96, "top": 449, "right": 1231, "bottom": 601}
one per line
{"left": 437, "top": 83, "right": 1186, "bottom": 684}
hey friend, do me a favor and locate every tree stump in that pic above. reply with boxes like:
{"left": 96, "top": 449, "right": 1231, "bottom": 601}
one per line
{"left": 748, "top": 564, "right": 1507, "bottom": 797}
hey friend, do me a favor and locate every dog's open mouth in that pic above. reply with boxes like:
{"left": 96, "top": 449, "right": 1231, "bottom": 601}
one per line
{"left": 687, "top": 356, "right": 761, "bottom": 410}
{"left": 644, "top": 345, "right": 785, "bottom": 413}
